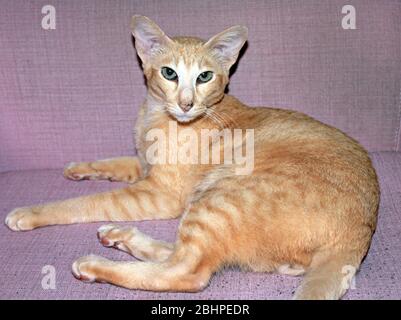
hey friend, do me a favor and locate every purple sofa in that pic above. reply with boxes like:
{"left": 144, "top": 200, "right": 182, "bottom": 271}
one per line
{"left": 1, "top": 0, "right": 400, "bottom": 299}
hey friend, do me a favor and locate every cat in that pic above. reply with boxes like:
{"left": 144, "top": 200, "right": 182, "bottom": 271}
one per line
{"left": 5, "top": 15, "right": 379, "bottom": 300}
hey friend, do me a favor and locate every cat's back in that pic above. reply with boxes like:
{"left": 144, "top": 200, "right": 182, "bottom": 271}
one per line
{"left": 222, "top": 95, "right": 372, "bottom": 163}
{"left": 222, "top": 95, "right": 364, "bottom": 150}
{"left": 221, "top": 95, "right": 379, "bottom": 218}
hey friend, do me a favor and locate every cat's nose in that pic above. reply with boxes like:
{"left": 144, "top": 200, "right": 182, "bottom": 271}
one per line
{"left": 179, "top": 88, "right": 194, "bottom": 112}
{"left": 179, "top": 102, "right": 194, "bottom": 112}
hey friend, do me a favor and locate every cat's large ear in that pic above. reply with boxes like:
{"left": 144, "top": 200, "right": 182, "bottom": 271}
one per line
{"left": 204, "top": 26, "right": 248, "bottom": 70}
{"left": 131, "top": 15, "right": 173, "bottom": 64}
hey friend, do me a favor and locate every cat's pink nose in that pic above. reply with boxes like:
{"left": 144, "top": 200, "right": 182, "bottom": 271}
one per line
{"left": 179, "top": 88, "right": 194, "bottom": 112}
{"left": 179, "top": 102, "right": 194, "bottom": 112}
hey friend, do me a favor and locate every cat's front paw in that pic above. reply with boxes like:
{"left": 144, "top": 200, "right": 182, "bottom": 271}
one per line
{"left": 63, "top": 162, "right": 88, "bottom": 180}
{"left": 5, "top": 207, "right": 36, "bottom": 231}
{"left": 63, "top": 161, "right": 113, "bottom": 181}
{"left": 72, "top": 255, "right": 111, "bottom": 283}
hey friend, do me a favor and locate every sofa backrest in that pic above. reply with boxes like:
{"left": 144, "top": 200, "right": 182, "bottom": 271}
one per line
{"left": 1, "top": 0, "right": 400, "bottom": 172}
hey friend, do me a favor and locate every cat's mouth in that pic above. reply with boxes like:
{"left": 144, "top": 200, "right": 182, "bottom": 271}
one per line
{"left": 166, "top": 105, "right": 206, "bottom": 123}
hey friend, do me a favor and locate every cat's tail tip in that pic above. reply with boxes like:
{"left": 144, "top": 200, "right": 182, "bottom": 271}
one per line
{"left": 293, "top": 251, "right": 361, "bottom": 300}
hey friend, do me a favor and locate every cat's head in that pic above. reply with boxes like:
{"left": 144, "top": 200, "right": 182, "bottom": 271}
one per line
{"left": 131, "top": 15, "right": 248, "bottom": 123}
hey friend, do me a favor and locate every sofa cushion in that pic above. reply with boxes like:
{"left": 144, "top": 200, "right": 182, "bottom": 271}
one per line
{"left": 0, "top": 152, "right": 400, "bottom": 299}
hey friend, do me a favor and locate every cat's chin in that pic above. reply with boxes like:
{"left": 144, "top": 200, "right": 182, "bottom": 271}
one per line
{"left": 174, "top": 115, "right": 197, "bottom": 123}
{"left": 169, "top": 112, "right": 202, "bottom": 124}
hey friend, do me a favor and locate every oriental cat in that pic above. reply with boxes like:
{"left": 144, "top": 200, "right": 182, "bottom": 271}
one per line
{"left": 5, "top": 15, "right": 379, "bottom": 300}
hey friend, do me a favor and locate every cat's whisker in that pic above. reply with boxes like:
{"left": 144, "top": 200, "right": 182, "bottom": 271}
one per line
{"left": 204, "top": 111, "right": 226, "bottom": 130}
{"left": 209, "top": 108, "right": 238, "bottom": 128}
{"left": 209, "top": 111, "right": 231, "bottom": 129}
{"left": 206, "top": 109, "right": 229, "bottom": 128}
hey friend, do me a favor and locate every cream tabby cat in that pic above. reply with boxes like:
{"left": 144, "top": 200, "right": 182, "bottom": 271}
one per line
{"left": 5, "top": 15, "right": 379, "bottom": 300}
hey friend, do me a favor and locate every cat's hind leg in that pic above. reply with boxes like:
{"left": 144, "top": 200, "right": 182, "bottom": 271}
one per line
{"left": 97, "top": 224, "right": 174, "bottom": 262}
{"left": 72, "top": 235, "right": 220, "bottom": 292}
{"left": 64, "top": 157, "right": 142, "bottom": 183}
{"left": 72, "top": 254, "right": 211, "bottom": 292}
{"left": 72, "top": 196, "right": 235, "bottom": 291}
{"left": 277, "top": 264, "right": 306, "bottom": 276}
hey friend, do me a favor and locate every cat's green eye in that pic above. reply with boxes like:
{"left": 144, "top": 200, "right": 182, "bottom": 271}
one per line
{"left": 161, "top": 67, "right": 178, "bottom": 81}
{"left": 197, "top": 71, "right": 213, "bottom": 84}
